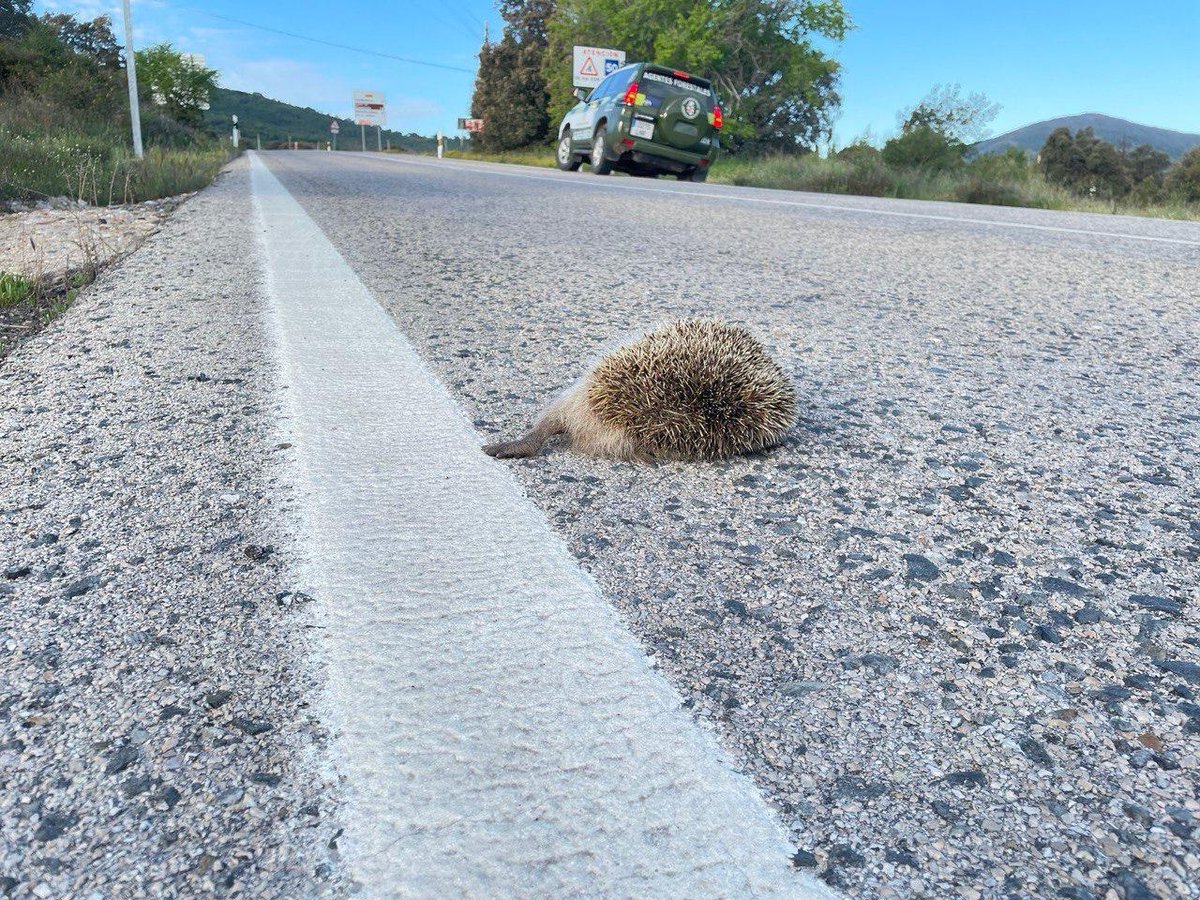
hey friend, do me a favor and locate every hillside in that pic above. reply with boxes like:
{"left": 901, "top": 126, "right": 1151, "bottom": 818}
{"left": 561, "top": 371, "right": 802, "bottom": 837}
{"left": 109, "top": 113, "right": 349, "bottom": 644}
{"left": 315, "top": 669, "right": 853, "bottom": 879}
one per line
{"left": 974, "top": 114, "right": 1200, "bottom": 160}
{"left": 203, "top": 87, "right": 437, "bottom": 152}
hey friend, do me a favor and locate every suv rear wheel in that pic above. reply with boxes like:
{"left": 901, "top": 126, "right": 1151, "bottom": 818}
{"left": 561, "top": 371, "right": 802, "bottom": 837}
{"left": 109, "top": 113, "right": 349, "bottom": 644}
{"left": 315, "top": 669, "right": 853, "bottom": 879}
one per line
{"left": 678, "top": 167, "right": 709, "bottom": 183}
{"left": 590, "top": 127, "right": 614, "bottom": 175}
{"left": 556, "top": 132, "right": 581, "bottom": 171}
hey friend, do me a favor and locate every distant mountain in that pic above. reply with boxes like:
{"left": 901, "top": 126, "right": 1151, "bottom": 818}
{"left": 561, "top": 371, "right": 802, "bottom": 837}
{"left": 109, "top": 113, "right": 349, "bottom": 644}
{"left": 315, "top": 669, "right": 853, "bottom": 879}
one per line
{"left": 203, "top": 87, "right": 437, "bottom": 152}
{"left": 973, "top": 114, "right": 1200, "bottom": 160}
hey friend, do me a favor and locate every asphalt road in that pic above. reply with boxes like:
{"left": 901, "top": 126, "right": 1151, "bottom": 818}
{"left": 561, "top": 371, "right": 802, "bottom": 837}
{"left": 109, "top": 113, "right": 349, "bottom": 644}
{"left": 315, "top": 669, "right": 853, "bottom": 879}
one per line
{"left": 2, "top": 151, "right": 1197, "bottom": 899}
{"left": 259, "top": 151, "right": 1199, "bottom": 899}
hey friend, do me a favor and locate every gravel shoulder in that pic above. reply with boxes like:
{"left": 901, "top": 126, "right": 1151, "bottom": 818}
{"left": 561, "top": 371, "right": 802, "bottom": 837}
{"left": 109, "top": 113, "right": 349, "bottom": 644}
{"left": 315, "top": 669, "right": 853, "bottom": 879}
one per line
{"left": 0, "top": 197, "right": 190, "bottom": 364}
{"left": 0, "top": 157, "right": 339, "bottom": 898}
{"left": 0, "top": 198, "right": 179, "bottom": 281}
{"left": 264, "top": 152, "right": 1200, "bottom": 900}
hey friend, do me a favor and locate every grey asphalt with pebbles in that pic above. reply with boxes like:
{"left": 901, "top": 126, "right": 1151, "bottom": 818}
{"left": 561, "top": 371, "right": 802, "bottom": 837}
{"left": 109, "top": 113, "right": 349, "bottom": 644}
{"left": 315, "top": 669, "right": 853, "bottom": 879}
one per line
{"left": 0, "top": 158, "right": 340, "bottom": 897}
{"left": 260, "top": 152, "right": 1199, "bottom": 899}
{"left": 2, "top": 149, "right": 1198, "bottom": 898}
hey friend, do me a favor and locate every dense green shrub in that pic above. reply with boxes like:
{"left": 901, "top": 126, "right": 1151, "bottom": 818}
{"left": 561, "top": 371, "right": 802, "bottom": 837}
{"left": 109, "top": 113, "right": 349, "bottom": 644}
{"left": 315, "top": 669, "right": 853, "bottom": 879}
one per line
{"left": 882, "top": 125, "right": 966, "bottom": 172}
{"left": 1165, "top": 147, "right": 1200, "bottom": 203}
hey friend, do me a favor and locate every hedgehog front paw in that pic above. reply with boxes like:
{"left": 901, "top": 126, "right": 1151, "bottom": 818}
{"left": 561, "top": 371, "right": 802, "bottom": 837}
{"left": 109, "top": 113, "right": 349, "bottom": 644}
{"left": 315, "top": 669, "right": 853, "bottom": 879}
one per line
{"left": 483, "top": 440, "right": 536, "bottom": 459}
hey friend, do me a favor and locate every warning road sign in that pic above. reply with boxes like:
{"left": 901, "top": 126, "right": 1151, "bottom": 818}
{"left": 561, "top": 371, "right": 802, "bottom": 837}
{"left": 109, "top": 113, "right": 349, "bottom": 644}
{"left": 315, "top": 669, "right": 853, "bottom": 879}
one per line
{"left": 572, "top": 46, "right": 625, "bottom": 89}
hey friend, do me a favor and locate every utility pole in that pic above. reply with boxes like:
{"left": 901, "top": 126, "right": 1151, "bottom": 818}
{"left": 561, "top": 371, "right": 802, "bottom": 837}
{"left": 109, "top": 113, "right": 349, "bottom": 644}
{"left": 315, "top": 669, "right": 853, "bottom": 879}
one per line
{"left": 120, "top": 0, "right": 143, "bottom": 158}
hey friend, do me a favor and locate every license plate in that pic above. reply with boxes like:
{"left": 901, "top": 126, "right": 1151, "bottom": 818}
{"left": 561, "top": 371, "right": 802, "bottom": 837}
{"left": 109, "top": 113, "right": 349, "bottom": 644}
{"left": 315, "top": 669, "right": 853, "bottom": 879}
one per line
{"left": 630, "top": 118, "right": 655, "bottom": 139}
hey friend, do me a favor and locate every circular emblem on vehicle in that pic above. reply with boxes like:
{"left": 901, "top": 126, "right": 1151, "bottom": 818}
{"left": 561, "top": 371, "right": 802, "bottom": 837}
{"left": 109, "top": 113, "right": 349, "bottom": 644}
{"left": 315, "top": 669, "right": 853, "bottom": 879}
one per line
{"left": 681, "top": 97, "right": 700, "bottom": 119}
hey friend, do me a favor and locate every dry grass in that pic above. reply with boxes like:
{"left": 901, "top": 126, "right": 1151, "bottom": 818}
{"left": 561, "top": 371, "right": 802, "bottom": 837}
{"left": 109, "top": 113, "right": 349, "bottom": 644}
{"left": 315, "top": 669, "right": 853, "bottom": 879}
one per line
{"left": 0, "top": 92, "right": 234, "bottom": 205}
{"left": 0, "top": 202, "right": 150, "bottom": 362}
{"left": 444, "top": 148, "right": 558, "bottom": 168}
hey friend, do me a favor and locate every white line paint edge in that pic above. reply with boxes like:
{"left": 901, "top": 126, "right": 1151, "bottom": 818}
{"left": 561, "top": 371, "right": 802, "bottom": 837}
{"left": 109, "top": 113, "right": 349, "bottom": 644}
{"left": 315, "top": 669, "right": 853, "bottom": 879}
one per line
{"left": 376, "top": 154, "right": 1200, "bottom": 248}
{"left": 248, "top": 153, "right": 837, "bottom": 897}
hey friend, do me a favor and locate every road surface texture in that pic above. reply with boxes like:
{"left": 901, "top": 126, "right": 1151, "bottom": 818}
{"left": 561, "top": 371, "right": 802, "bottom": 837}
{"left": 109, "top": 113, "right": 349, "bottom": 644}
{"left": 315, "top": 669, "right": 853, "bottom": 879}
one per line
{"left": 248, "top": 154, "right": 833, "bottom": 898}
{"left": 259, "top": 152, "right": 1199, "bottom": 899}
{"left": 0, "top": 150, "right": 1196, "bottom": 898}
{"left": 0, "top": 160, "right": 341, "bottom": 896}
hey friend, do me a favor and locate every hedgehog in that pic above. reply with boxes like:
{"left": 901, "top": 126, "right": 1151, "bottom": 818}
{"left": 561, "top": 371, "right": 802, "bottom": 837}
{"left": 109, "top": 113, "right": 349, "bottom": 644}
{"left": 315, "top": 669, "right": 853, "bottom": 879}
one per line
{"left": 482, "top": 319, "right": 797, "bottom": 462}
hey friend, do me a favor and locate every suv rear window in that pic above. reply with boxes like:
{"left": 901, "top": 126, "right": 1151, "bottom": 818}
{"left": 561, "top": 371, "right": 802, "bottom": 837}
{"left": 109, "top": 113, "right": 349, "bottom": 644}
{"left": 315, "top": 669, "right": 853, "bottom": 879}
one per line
{"left": 638, "top": 70, "right": 713, "bottom": 111}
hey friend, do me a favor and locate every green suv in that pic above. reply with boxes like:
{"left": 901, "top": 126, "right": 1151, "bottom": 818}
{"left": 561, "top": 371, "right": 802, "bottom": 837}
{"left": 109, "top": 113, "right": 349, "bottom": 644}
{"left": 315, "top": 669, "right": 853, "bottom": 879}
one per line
{"left": 556, "top": 63, "right": 723, "bottom": 181}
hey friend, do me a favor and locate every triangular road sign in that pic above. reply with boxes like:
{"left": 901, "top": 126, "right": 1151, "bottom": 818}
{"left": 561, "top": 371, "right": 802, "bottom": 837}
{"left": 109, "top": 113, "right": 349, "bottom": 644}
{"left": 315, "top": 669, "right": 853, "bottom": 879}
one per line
{"left": 579, "top": 56, "right": 598, "bottom": 77}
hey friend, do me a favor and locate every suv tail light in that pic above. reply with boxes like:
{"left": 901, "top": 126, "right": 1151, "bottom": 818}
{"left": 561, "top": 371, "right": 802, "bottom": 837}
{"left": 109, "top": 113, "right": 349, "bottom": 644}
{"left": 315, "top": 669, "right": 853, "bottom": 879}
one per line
{"left": 622, "top": 81, "right": 639, "bottom": 106}
{"left": 712, "top": 104, "right": 723, "bottom": 129}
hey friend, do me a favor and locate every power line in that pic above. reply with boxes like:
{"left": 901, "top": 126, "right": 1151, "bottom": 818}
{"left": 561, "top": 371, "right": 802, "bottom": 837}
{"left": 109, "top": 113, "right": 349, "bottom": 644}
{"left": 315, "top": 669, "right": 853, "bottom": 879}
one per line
{"left": 442, "top": 0, "right": 485, "bottom": 38}
{"left": 197, "top": 11, "right": 477, "bottom": 74}
{"left": 428, "top": 0, "right": 482, "bottom": 42}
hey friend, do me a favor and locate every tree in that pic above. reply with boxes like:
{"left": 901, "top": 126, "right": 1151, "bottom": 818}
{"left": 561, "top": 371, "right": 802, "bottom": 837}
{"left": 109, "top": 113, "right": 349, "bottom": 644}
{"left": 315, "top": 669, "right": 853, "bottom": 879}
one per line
{"left": 0, "top": 0, "right": 33, "bottom": 40}
{"left": 39, "top": 13, "right": 121, "bottom": 67}
{"left": 0, "top": 16, "right": 124, "bottom": 115}
{"left": 1164, "top": 147, "right": 1200, "bottom": 203}
{"left": 1039, "top": 127, "right": 1131, "bottom": 198}
{"left": 1123, "top": 143, "right": 1169, "bottom": 186}
{"left": 1039, "top": 126, "right": 1081, "bottom": 185}
{"left": 899, "top": 83, "right": 999, "bottom": 144}
{"left": 542, "top": 0, "right": 849, "bottom": 153}
{"left": 135, "top": 43, "right": 217, "bottom": 126}
{"left": 470, "top": 0, "right": 554, "bottom": 151}
{"left": 1082, "top": 136, "right": 1130, "bottom": 197}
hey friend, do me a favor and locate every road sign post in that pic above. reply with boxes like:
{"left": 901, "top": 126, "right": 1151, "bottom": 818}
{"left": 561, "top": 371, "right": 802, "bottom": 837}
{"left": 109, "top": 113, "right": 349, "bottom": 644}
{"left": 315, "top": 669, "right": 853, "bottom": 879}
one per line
{"left": 120, "top": 0, "right": 143, "bottom": 158}
{"left": 231, "top": 114, "right": 239, "bottom": 148}
{"left": 330, "top": 119, "right": 339, "bottom": 150}
{"left": 572, "top": 46, "right": 625, "bottom": 89}
{"left": 353, "top": 90, "right": 386, "bottom": 152}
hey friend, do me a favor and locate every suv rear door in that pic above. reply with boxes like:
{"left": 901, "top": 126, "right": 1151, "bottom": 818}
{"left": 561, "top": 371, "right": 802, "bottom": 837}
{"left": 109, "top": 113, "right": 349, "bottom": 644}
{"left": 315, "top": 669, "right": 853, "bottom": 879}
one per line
{"left": 634, "top": 67, "right": 717, "bottom": 155}
{"left": 573, "top": 71, "right": 616, "bottom": 144}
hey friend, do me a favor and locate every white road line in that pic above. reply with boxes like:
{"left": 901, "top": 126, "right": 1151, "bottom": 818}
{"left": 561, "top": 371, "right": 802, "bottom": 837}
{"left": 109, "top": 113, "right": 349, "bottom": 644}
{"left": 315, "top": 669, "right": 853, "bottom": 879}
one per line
{"left": 249, "top": 152, "right": 837, "bottom": 898}
{"left": 377, "top": 154, "right": 1200, "bottom": 248}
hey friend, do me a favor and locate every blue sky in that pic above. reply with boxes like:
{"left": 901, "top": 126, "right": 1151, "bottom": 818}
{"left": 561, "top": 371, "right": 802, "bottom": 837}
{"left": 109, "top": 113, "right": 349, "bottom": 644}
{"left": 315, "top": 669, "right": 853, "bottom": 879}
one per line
{"left": 36, "top": 0, "right": 1200, "bottom": 142}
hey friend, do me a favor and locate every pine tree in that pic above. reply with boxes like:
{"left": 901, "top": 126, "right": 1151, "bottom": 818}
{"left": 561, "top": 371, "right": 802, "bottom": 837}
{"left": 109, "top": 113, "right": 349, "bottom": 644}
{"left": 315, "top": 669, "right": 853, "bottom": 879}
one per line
{"left": 0, "top": 0, "right": 34, "bottom": 40}
{"left": 468, "top": 1, "right": 555, "bottom": 152}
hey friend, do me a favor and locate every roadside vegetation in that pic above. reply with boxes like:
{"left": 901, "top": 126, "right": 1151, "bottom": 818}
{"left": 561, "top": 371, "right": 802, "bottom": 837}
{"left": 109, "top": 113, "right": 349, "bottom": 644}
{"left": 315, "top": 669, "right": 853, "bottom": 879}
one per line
{"left": 0, "top": 266, "right": 96, "bottom": 362}
{"left": 0, "top": 0, "right": 234, "bottom": 205}
{"left": 711, "top": 132, "right": 1200, "bottom": 220}
{"left": 1, "top": 0, "right": 234, "bottom": 360}
{"left": 445, "top": 147, "right": 556, "bottom": 168}
{"left": 446, "top": 137, "right": 1200, "bottom": 220}
{"left": 464, "top": 2, "right": 1200, "bottom": 220}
